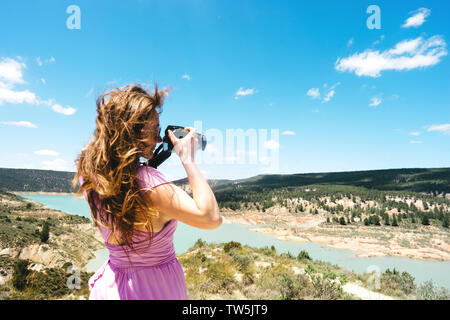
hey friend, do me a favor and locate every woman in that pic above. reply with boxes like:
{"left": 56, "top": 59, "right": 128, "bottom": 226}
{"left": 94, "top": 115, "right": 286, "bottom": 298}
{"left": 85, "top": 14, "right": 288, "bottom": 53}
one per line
{"left": 73, "top": 84, "right": 222, "bottom": 300}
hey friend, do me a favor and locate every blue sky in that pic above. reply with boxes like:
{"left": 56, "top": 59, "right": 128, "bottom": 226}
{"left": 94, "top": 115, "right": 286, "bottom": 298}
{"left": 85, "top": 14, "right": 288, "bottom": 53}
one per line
{"left": 0, "top": 0, "right": 449, "bottom": 180}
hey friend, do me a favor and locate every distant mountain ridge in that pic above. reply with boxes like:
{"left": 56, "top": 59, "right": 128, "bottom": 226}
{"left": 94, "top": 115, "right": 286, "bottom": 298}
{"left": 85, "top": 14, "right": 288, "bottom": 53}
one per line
{"left": 0, "top": 167, "right": 449, "bottom": 195}
{"left": 0, "top": 168, "right": 75, "bottom": 193}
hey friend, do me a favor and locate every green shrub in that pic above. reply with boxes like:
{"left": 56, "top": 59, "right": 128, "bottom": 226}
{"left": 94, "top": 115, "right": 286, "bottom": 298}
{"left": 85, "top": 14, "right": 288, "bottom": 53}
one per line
{"left": 204, "top": 260, "right": 237, "bottom": 294}
{"left": 443, "top": 216, "right": 449, "bottom": 228}
{"left": 297, "top": 250, "right": 311, "bottom": 261}
{"left": 305, "top": 263, "right": 343, "bottom": 300}
{"left": 380, "top": 268, "right": 416, "bottom": 297}
{"left": 12, "top": 260, "right": 30, "bottom": 291}
{"left": 194, "top": 238, "right": 206, "bottom": 248}
{"left": 392, "top": 215, "right": 398, "bottom": 227}
{"left": 224, "top": 241, "right": 242, "bottom": 254}
{"left": 256, "top": 264, "right": 307, "bottom": 300}
{"left": 40, "top": 222, "right": 50, "bottom": 243}
{"left": 415, "top": 281, "right": 450, "bottom": 300}
{"left": 23, "top": 217, "right": 37, "bottom": 223}
{"left": 232, "top": 253, "right": 253, "bottom": 272}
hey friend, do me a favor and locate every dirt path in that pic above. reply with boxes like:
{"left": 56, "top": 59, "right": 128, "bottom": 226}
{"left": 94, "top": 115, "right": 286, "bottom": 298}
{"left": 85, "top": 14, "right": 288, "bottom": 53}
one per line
{"left": 343, "top": 282, "right": 394, "bottom": 300}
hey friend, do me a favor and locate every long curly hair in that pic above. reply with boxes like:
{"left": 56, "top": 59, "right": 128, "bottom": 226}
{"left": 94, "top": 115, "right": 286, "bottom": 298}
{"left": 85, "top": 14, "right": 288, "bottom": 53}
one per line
{"left": 73, "top": 84, "right": 168, "bottom": 256}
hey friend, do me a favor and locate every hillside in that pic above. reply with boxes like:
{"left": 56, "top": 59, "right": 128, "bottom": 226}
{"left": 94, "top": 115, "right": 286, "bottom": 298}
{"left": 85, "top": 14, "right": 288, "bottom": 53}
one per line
{"left": 0, "top": 190, "right": 448, "bottom": 300}
{"left": 215, "top": 167, "right": 450, "bottom": 195}
{"left": 178, "top": 240, "right": 450, "bottom": 300}
{"left": 0, "top": 190, "right": 104, "bottom": 299}
{"left": 1, "top": 167, "right": 449, "bottom": 195}
{"left": 1, "top": 166, "right": 449, "bottom": 261}
{"left": 0, "top": 168, "right": 75, "bottom": 193}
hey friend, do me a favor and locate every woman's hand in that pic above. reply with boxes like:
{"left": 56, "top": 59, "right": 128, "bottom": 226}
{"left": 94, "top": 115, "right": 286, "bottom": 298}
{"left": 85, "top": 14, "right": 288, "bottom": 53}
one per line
{"left": 168, "top": 127, "right": 200, "bottom": 165}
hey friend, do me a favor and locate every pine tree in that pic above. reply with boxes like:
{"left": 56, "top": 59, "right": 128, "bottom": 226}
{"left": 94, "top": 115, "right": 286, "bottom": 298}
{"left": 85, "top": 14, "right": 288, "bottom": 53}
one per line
{"left": 12, "top": 260, "right": 29, "bottom": 291}
{"left": 421, "top": 214, "right": 430, "bottom": 226}
{"left": 40, "top": 221, "right": 50, "bottom": 242}
{"left": 442, "top": 215, "right": 449, "bottom": 229}
{"left": 384, "top": 214, "right": 390, "bottom": 226}
{"left": 392, "top": 215, "right": 398, "bottom": 227}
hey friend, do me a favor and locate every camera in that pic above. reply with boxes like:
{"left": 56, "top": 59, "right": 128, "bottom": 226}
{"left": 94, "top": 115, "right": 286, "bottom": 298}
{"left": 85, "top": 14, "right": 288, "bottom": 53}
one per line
{"left": 143, "top": 125, "right": 207, "bottom": 169}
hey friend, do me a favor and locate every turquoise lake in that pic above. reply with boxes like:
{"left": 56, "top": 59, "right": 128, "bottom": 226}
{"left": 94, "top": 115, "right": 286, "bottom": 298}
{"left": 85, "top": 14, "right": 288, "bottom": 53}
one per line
{"left": 19, "top": 194, "right": 450, "bottom": 289}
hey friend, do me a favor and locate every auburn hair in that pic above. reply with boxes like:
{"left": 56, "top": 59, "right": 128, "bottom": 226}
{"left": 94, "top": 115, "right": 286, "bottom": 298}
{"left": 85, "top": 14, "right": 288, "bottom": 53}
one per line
{"left": 73, "top": 84, "right": 168, "bottom": 257}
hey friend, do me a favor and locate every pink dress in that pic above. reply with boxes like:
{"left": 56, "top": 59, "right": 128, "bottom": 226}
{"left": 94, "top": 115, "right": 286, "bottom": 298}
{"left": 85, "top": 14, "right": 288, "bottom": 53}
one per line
{"left": 82, "top": 165, "right": 188, "bottom": 300}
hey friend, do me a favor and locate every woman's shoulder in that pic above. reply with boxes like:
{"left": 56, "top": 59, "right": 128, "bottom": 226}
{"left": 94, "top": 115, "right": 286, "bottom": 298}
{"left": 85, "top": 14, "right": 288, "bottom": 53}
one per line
{"left": 136, "top": 165, "right": 173, "bottom": 190}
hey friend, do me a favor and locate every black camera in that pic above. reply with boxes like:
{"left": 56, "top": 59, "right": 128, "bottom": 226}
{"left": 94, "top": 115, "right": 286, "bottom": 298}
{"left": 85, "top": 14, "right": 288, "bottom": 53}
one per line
{"left": 143, "top": 125, "right": 207, "bottom": 169}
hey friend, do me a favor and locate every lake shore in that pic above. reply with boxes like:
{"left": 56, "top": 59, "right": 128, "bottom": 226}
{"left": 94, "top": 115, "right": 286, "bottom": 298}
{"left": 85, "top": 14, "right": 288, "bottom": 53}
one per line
{"left": 12, "top": 191, "right": 76, "bottom": 196}
{"left": 221, "top": 215, "right": 450, "bottom": 262}
{"left": 15, "top": 193, "right": 450, "bottom": 263}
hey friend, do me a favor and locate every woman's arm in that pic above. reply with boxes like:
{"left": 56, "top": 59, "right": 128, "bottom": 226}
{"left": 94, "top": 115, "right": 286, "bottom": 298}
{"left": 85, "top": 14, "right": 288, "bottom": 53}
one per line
{"left": 146, "top": 127, "right": 222, "bottom": 230}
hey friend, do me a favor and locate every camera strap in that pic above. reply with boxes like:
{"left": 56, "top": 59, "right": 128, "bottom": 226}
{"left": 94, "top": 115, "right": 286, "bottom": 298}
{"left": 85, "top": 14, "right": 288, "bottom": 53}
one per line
{"left": 143, "top": 143, "right": 173, "bottom": 169}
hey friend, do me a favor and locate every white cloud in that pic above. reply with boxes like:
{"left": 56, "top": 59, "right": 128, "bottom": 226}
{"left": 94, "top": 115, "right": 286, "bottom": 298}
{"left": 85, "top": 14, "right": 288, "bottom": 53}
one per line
{"left": 409, "top": 140, "right": 423, "bottom": 144}
{"left": 309, "top": 83, "right": 339, "bottom": 103}
{"left": 38, "top": 98, "right": 55, "bottom": 106}
{"left": 85, "top": 87, "right": 94, "bottom": 97}
{"left": 36, "top": 56, "right": 55, "bottom": 66}
{"left": 0, "top": 57, "right": 41, "bottom": 105}
{"left": 0, "top": 57, "right": 26, "bottom": 86}
{"left": 322, "top": 90, "right": 335, "bottom": 103}
{"left": 1, "top": 121, "right": 37, "bottom": 128}
{"left": 0, "top": 88, "right": 38, "bottom": 105}
{"left": 41, "top": 158, "right": 69, "bottom": 171}
{"left": 329, "top": 82, "right": 341, "bottom": 90}
{"left": 347, "top": 38, "right": 354, "bottom": 47}
{"left": 51, "top": 104, "right": 76, "bottom": 115}
{"left": 34, "top": 149, "right": 59, "bottom": 156}
{"left": 409, "top": 131, "right": 420, "bottom": 136}
{"left": 369, "top": 97, "right": 382, "bottom": 107}
{"left": 307, "top": 88, "right": 320, "bottom": 99}
{"left": 372, "top": 35, "right": 385, "bottom": 47}
{"left": 182, "top": 74, "right": 191, "bottom": 80}
{"left": 389, "top": 94, "right": 400, "bottom": 100}
{"left": 402, "top": 8, "right": 431, "bottom": 28}
{"left": 427, "top": 124, "right": 450, "bottom": 135}
{"left": 0, "top": 56, "right": 73, "bottom": 114}
{"left": 235, "top": 87, "right": 256, "bottom": 99}
{"left": 281, "top": 130, "right": 295, "bottom": 136}
{"left": 264, "top": 139, "right": 279, "bottom": 150}
{"left": 335, "top": 35, "right": 447, "bottom": 77}
{"left": 389, "top": 38, "right": 423, "bottom": 55}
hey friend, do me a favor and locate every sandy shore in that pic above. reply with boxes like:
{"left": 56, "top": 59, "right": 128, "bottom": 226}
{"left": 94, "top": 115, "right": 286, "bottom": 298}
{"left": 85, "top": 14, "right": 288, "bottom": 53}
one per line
{"left": 222, "top": 216, "right": 450, "bottom": 262}
{"left": 8, "top": 194, "right": 450, "bottom": 262}
{"left": 12, "top": 191, "right": 75, "bottom": 196}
